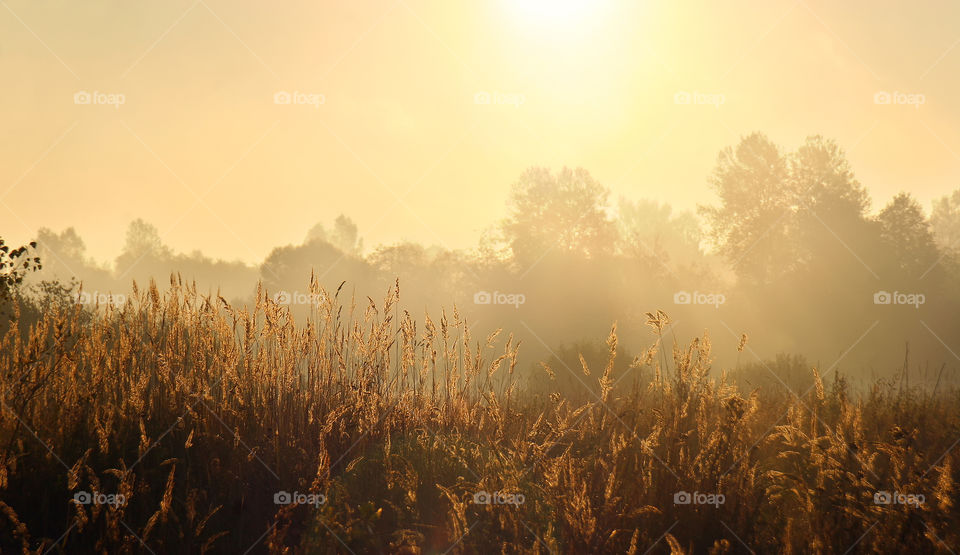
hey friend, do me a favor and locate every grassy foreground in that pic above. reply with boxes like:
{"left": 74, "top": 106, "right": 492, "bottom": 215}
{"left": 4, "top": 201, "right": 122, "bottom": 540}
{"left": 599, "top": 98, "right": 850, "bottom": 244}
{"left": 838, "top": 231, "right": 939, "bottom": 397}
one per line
{"left": 1, "top": 278, "right": 958, "bottom": 553}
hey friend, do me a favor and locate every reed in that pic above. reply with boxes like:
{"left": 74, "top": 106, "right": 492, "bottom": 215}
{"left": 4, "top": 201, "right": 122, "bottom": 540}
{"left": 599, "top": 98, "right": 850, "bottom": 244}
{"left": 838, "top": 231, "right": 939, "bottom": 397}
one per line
{"left": 0, "top": 277, "right": 957, "bottom": 553}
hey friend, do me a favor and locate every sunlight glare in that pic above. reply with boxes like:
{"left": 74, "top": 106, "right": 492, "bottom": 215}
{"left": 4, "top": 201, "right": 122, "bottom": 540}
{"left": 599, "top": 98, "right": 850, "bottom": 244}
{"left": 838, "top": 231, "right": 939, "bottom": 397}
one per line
{"left": 507, "top": 0, "right": 597, "bottom": 27}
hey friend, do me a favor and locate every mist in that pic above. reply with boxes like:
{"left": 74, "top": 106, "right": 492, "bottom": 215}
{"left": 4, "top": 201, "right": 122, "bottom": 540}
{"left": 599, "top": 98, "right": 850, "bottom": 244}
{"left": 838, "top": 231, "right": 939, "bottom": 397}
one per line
{"left": 4, "top": 2, "right": 960, "bottom": 551}
{"left": 17, "top": 135, "right": 960, "bottom": 392}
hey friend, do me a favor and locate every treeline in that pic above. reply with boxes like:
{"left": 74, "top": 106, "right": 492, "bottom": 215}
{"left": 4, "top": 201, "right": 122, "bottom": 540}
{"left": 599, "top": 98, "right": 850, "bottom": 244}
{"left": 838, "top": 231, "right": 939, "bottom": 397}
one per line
{"left": 8, "top": 132, "right": 960, "bottom": 385}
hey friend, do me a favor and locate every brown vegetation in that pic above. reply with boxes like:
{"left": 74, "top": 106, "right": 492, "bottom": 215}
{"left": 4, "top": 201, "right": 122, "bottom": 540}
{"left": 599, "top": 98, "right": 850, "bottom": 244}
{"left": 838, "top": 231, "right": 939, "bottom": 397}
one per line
{"left": 1, "top": 278, "right": 958, "bottom": 553}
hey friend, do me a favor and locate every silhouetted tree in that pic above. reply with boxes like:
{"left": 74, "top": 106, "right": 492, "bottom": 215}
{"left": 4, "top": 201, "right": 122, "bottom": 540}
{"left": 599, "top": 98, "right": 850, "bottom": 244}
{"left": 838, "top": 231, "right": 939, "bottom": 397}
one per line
{"left": 37, "top": 227, "right": 87, "bottom": 261}
{"left": 790, "top": 136, "right": 879, "bottom": 278}
{"left": 931, "top": 188, "right": 960, "bottom": 255}
{"left": 502, "top": 167, "right": 616, "bottom": 268}
{"left": 115, "top": 219, "right": 173, "bottom": 276}
{"left": 261, "top": 239, "right": 372, "bottom": 297}
{"left": 368, "top": 242, "right": 430, "bottom": 276}
{"left": 700, "top": 133, "right": 793, "bottom": 285}
{"left": 791, "top": 136, "right": 869, "bottom": 217}
{"left": 876, "top": 193, "right": 940, "bottom": 278}
{"left": 306, "top": 214, "right": 363, "bottom": 256}
{"left": 1, "top": 237, "right": 42, "bottom": 333}
{"left": 0, "top": 238, "right": 40, "bottom": 303}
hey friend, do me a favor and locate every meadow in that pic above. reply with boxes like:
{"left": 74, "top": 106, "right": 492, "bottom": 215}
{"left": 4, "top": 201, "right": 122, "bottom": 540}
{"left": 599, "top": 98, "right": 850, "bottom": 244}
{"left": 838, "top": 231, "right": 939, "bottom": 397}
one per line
{"left": 5, "top": 0, "right": 960, "bottom": 551}
{"left": 1, "top": 278, "right": 957, "bottom": 554}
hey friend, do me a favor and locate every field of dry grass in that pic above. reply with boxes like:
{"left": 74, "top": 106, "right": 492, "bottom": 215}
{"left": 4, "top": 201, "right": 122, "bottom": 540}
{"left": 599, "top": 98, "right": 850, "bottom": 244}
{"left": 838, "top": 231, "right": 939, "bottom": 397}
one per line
{"left": 1, "top": 277, "right": 958, "bottom": 553}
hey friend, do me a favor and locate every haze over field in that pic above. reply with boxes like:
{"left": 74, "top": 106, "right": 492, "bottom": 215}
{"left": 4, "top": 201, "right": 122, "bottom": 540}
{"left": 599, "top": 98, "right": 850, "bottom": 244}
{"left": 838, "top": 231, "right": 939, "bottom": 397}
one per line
{"left": 3, "top": 0, "right": 960, "bottom": 263}
{"left": 4, "top": 0, "right": 960, "bottom": 378}
{"left": 3, "top": 2, "right": 960, "bottom": 553}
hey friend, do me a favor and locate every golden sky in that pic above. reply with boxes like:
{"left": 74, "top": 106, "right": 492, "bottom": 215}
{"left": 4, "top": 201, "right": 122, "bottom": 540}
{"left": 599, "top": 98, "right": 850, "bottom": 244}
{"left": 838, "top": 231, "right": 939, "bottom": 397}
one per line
{"left": 2, "top": 0, "right": 959, "bottom": 264}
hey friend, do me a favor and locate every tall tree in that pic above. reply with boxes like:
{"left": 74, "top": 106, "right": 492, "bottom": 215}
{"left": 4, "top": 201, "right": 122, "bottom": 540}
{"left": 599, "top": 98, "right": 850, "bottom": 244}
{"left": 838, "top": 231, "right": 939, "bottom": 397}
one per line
{"left": 115, "top": 219, "right": 172, "bottom": 276}
{"left": 876, "top": 193, "right": 939, "bottom": 277}
{"left": 790, "top": 136, "right": 869, "bottom": 217}
{"left": 699, "top": 132, "right": 793, "bottom": 285}
{"left": 502, "top": 167, "right": 616, "bottom": 267}
{"left": 305, "top": 214, "right": 364, "bottom": 256}
{"left": 930, "top": 188, "right": 960, "bottom": 255}
{"left": 789, "top": 136, "right": 877, "bottom": 278}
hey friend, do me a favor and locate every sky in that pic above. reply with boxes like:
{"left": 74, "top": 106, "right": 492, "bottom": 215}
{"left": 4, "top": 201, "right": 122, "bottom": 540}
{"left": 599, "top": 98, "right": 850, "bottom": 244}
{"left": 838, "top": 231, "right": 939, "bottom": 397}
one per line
{"left": 2, "top": 0, "right": 959, "bottom": 265}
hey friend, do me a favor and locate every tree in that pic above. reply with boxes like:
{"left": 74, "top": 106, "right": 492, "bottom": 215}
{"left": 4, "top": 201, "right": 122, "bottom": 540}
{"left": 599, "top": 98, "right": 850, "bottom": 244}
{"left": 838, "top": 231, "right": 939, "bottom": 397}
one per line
{"left": 876, "top": 193, "right": 939, "bottom": 277}
{"left": 366, "top": 243, "right": 472, "bottom": 306}
{"left": 115, "top": 219, "right": 172, "bottom": 275}
{"left": 617, "top": 198, "right": 702, "bottom": 275}
{"left": 701, "top": 134, "right": 882, "bottom": 285}
{"left": 305, "top": 214, "right": 363, "bottom": 256}
{"left": 33, "top": 227, "right": 94, "bottom": 281}
{"left": 930, "top": 188, "right": 960, "bottom": 255}
{"left": 699, "top": 132, "right": 793, "bottom": 285}
{"left": 261, "top": 239, "right": 372, "bottom": 296}
{"left": 368, "top": 242, "right": 429, "bottom": 276}
{"left": 37, "top": 227, "right": 87, "bottom": 261}
{"left": 0, "top": 238, "right": 40, "bottom": 303}
{"left": 1, "top": 238, "right": 42, "bottom": 333}
{"left": 502, "top": 167, "right": 616, "bottom": 267}
{"left": 790, "top": 136, "right": 869, "bottom": 218}
{"left": 789, "top": 136, "right": 878, "bottom": 278}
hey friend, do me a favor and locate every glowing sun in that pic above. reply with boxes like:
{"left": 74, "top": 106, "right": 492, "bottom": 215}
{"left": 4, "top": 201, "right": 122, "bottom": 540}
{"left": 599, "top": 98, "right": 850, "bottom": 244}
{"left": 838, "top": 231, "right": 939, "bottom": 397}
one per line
{"left": 507, "top": 0, "right": 598, "bottom": 27}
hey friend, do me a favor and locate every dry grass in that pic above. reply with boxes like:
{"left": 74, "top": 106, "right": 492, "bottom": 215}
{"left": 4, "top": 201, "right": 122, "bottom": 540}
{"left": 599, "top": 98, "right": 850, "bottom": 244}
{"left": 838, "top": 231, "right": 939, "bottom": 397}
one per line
{"left": 1, "top": 276, "right": 958, "bottom": 553}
